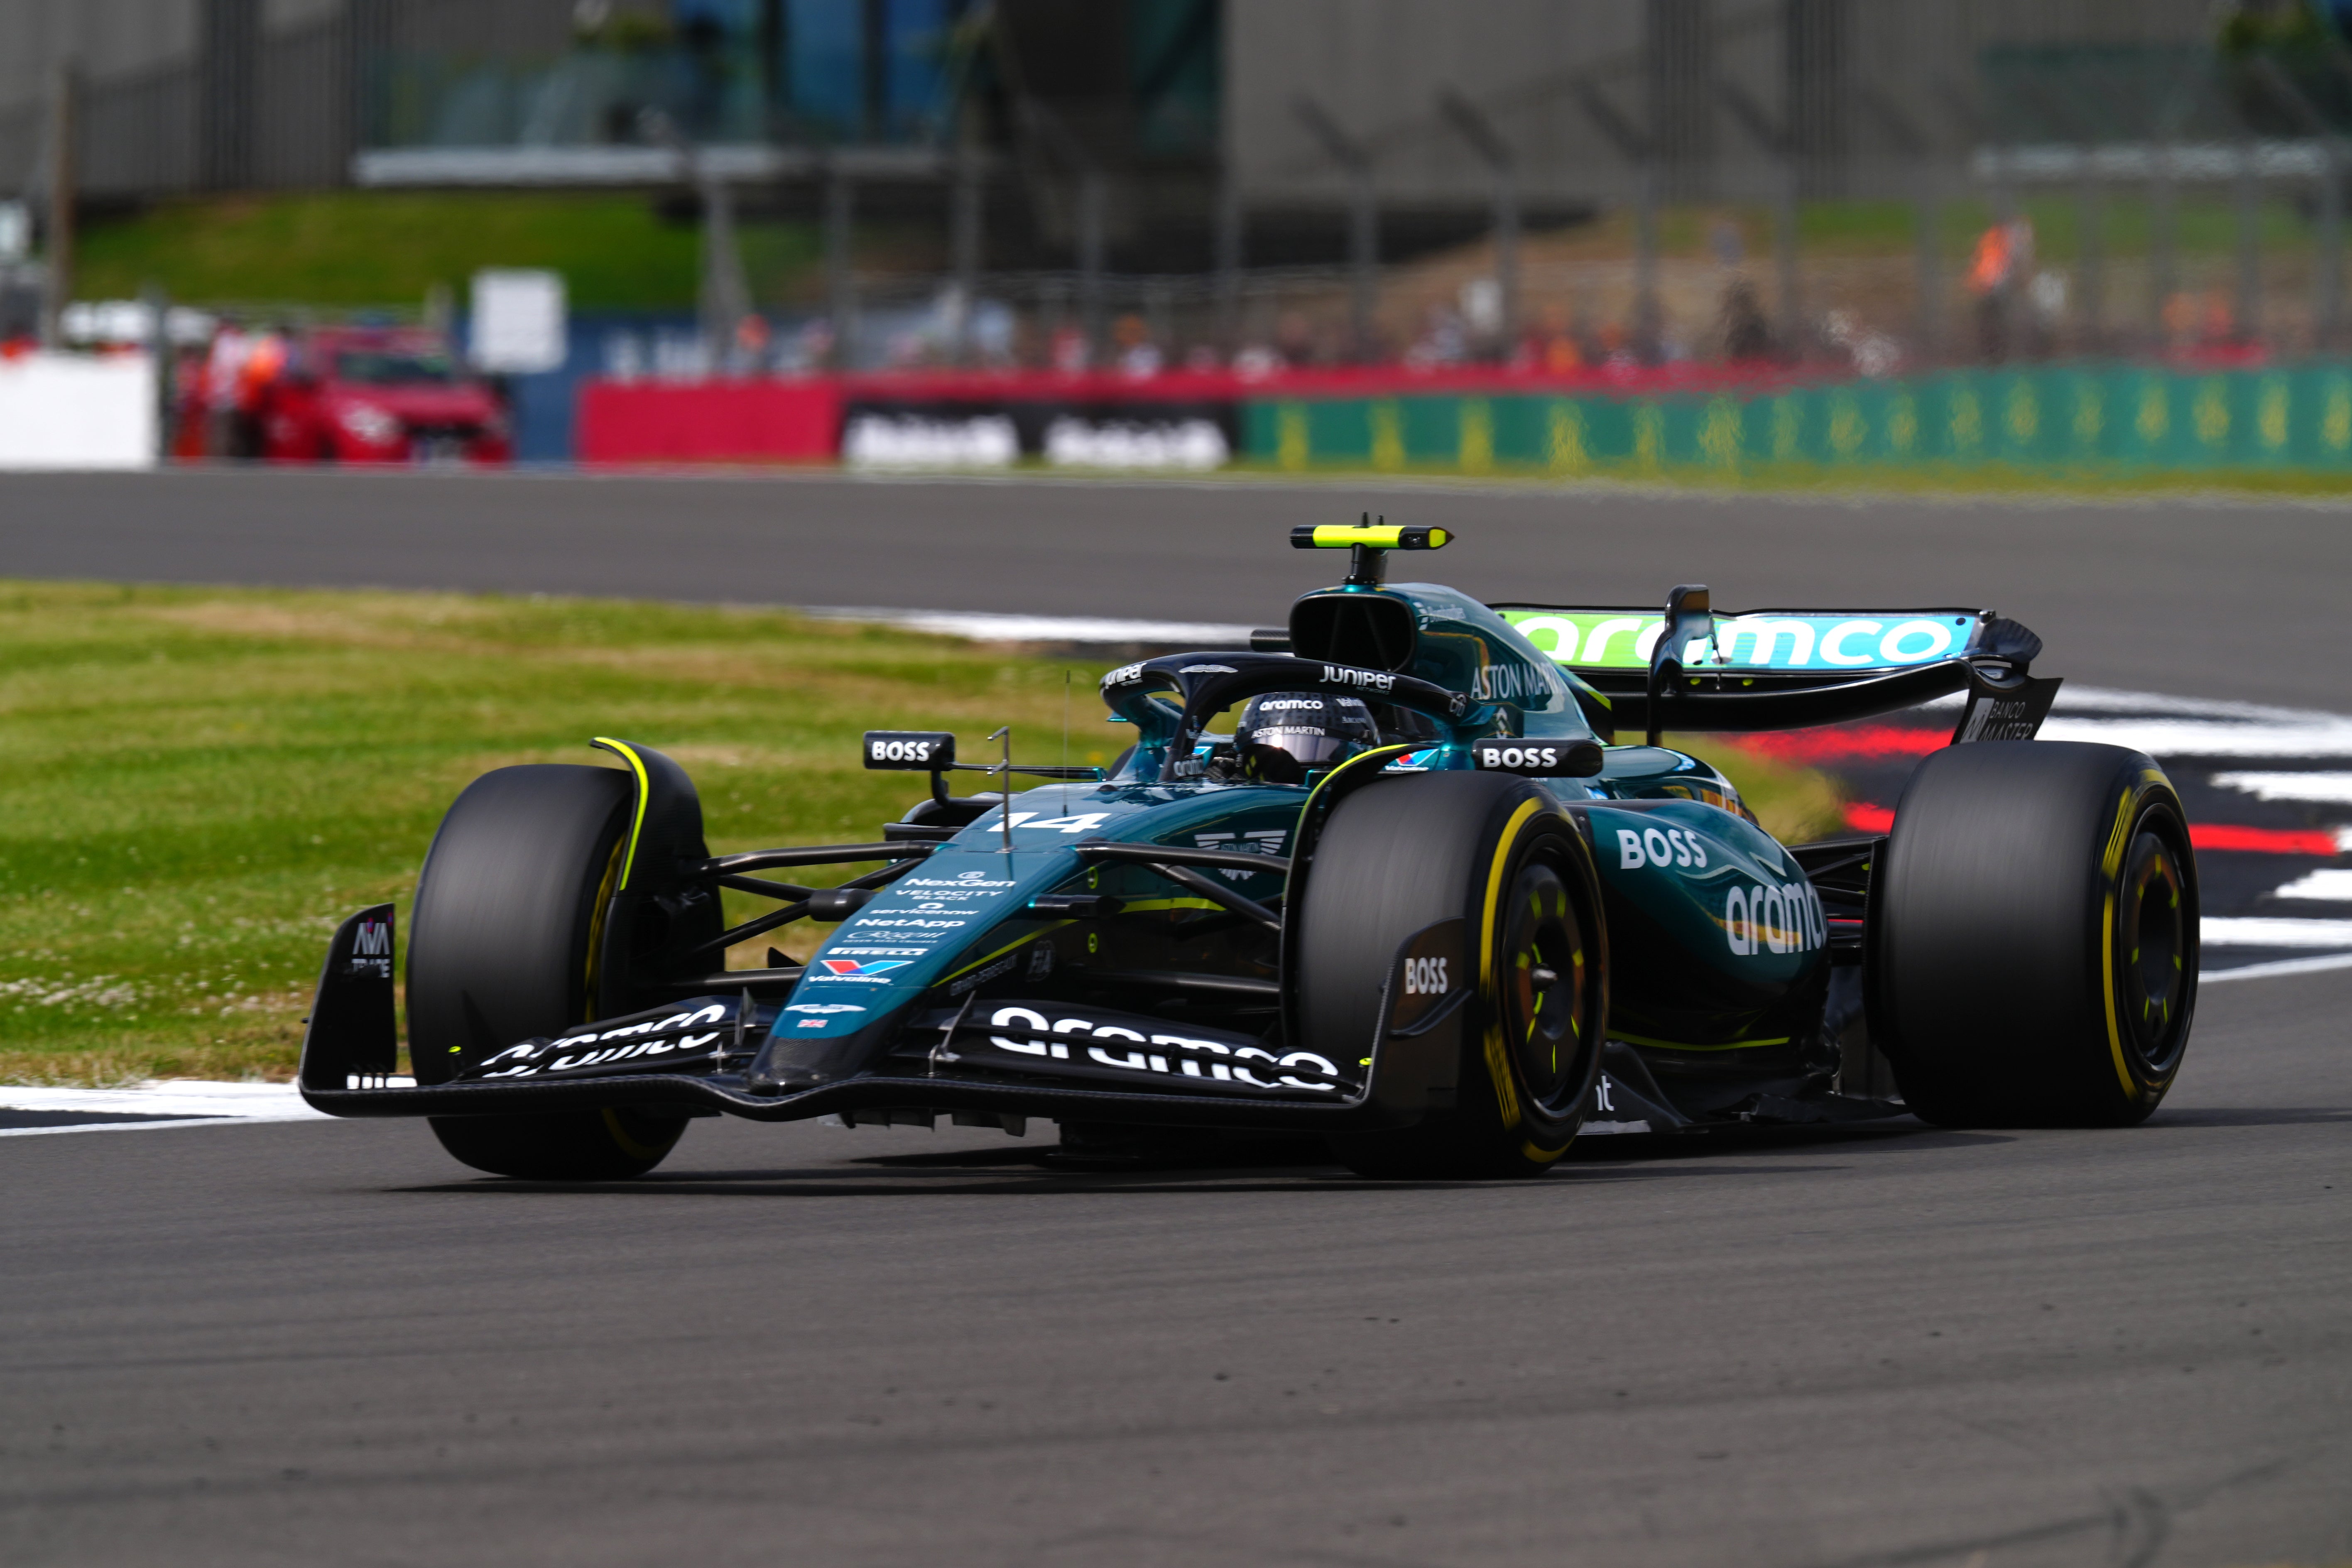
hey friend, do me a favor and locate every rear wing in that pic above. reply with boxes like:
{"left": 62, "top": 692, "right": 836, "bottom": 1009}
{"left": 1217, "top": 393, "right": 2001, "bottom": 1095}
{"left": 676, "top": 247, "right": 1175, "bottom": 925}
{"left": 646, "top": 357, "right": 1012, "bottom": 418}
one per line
{"left": 1489, "top": 600, "right": 2057, "bottom": 742}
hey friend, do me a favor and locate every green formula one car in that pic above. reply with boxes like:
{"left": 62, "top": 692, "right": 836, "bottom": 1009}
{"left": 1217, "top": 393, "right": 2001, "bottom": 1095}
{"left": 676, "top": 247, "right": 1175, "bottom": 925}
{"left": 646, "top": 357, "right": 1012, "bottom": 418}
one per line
{"left": 298, "top": 523, "right": 2198, "bottom": 1180}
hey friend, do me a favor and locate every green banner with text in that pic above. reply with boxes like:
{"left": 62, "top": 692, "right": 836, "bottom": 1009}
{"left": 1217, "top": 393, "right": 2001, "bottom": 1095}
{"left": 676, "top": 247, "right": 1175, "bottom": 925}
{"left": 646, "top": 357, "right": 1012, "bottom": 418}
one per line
{"left": 1242, "top": 365, "right": 2352, "bottom": 477}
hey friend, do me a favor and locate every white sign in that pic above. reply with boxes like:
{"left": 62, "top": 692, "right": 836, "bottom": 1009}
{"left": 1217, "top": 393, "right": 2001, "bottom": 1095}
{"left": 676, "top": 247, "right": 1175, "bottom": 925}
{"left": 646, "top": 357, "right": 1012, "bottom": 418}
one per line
{"left": 0, "top": 352, "right": 157, "bottom": 470}
{"left": 469, "top": 269, "right": 567, "bottom": 374}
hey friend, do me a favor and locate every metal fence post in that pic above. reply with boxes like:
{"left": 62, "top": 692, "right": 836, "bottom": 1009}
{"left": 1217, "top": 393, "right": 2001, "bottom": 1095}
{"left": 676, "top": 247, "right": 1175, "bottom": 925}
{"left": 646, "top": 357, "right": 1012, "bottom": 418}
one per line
{"left": 1440, "top": 91, "right": 1521, "bottom": 353}
{"left": 1214, "top": 170, "right": 1243, "bottom": 353}
{"left": 2151, "top": 142, "right": 2178, "bottom": 347}
{"left": 2080, "top": 149, "right": 2105, "bottom": 355}
{"left": 2322, "top": 145, "right": 2344, "bottom": 350}
{"left": 1295, "top": 96, "right": 1378, "bottom": 362}
{"left": 951, "top": 144, "right": 982, "bottom": 365}
{"left": 1916, "top": 165, "right": 1940, "bottom": 363}
{"left": 826, "top": 159, "right": 854, "bottom": 370}
{"left": 2236, "top": 137, "right": 2261, "bottom": 345}
{"left": 39, "top": 59, "right": 76, "bottom": 348}
{"left": 1076, "top": 168, "right": 1106, "bottom": 367}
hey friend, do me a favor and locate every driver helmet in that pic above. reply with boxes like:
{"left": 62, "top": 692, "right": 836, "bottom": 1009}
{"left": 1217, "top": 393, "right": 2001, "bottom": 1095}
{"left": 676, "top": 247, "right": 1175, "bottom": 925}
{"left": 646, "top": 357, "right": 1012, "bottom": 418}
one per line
{"left": 1234, "top": 691, "right": 1378, "bottom": 784}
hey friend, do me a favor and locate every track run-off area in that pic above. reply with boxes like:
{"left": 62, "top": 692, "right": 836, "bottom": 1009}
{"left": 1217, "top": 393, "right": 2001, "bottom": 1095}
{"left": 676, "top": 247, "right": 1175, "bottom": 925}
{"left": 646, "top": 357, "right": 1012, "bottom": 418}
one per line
{"left": 2, "top": 468, "right": 2348, "bottom": 1567}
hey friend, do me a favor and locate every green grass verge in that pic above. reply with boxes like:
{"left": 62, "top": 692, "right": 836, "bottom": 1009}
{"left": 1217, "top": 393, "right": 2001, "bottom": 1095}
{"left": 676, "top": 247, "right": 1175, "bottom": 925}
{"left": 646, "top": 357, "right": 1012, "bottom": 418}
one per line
{"left": 0, "top": 581, "right": 1838, "bottom": 1085}
{"left": 76, "top": 192, "right": 823, "bottom": 311}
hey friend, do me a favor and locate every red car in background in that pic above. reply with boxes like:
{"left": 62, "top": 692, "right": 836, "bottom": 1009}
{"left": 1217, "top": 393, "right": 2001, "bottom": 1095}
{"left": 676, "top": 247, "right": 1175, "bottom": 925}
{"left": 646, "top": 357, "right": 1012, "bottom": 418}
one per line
{"left": 261, "top": 328, "right": 510, "bottom": 464}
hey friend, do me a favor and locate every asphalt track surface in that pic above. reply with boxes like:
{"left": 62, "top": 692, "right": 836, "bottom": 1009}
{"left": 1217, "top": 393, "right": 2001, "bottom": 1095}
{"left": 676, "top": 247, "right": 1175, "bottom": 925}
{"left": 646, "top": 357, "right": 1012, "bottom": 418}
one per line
{"left": 2, "top": 466, "right": 2350, "bottom": 708}
{"left": 4, "top": 469, "right": 2352, "bottom": 1565}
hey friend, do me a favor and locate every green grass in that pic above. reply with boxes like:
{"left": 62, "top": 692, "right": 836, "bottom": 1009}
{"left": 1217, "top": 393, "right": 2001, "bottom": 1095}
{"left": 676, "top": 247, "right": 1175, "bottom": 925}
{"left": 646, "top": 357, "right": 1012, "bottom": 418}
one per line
{"left": 76, "top": 191, "right": 823, "bottom": 311}
{"left": 0, "top": 581, "right": 1838, "bottom": 1085}
{"left": 0, "top": 584, "right": 1124, "bottom": 1084}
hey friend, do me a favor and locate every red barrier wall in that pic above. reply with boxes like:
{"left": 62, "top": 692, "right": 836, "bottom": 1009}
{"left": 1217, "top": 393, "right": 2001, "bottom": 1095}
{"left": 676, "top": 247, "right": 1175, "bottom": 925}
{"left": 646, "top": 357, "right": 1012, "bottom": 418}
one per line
{"left": 578, "top": 379, "right": 841, "bottom": 464}
{"left": 573, "top": 363, "right": 1854, "bottom": 467}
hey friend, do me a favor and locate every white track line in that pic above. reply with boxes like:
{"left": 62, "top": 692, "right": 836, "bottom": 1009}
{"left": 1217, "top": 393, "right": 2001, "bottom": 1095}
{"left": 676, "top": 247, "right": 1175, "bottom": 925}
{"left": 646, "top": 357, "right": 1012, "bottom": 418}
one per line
{"left": 2211, "top": 771, "right": 2352, "bottom": 804}
{"left": 0, "top": 1080, "right": 336, "bottom": 1138}
{"left": 2269, "top": 869, "right": 2352, "bottom": 901}
{"left": 798, "top": 606, "right": 1257, "bottom": 646}
{"left": 2200, "top": 917, "right": 2352, "bottom": 948}
{"left": 2200, "top": 952, "right": 2352, "bottom": 984}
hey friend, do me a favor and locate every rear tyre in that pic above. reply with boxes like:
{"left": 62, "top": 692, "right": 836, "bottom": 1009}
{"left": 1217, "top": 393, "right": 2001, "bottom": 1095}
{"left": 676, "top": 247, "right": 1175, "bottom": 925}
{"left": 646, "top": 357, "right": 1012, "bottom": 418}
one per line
{"left": 1873, "top": 740, "right": 2198, "bottom": 1128}
{"left": 407, "top": 764, "right": 688, "bottom": 1179}
{"left": 1308, "top": 771, "right": 1607, "bottom": 1179}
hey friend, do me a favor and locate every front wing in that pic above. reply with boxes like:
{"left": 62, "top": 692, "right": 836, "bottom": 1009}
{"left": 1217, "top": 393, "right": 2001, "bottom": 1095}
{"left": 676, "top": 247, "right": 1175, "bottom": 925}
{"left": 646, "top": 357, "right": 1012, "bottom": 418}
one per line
{"left": 298, "top": 905, "right": 1472, "bottom": 1135}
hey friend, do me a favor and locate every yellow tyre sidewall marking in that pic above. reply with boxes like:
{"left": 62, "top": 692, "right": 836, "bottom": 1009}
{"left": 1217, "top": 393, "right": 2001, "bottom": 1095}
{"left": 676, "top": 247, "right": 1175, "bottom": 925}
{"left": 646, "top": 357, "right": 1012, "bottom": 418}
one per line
{"left": 1479, "top": 799, "right": 1546, "bottom": 1136}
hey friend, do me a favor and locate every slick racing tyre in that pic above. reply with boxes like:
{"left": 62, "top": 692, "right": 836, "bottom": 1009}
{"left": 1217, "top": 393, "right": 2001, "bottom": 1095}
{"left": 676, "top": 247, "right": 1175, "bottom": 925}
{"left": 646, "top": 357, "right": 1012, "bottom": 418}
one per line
{"left": 407, "top": 763, "right": 688, "bottom": 1180}
{"left": 1306, "top": 770, "right": 1608, "bottom": 1179}
{"left": 1872, "top": 740, "right": 2198, "bottom": 1128}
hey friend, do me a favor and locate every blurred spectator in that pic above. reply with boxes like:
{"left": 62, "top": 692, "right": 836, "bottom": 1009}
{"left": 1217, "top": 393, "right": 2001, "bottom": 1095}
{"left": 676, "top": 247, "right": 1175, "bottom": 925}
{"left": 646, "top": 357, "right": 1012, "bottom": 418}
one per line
{"left": 730, "top": 313, "right": 770, "bottom": 375}
{"left": 203, "top": 319, "right": 252, "bottom": 456}
{"left": 2202, "top": 290, "right": 2238, "bottom": 347}
{"left": 1402, "top": 303, "right": 1468, "bottom": 368}
{"left": 1274, "top": 311, "right": 1314, "bottom": 368}
{"left": 1524, "top": 304, "right": 1581, "bottom": 373}
{"left": 1113, "top": 313, "right": 1164, "bottom": 378}
{"left": 1183, "top": 343, "right": 1222, "bottom": 372}
{"left": 2161, "top": 290, "right": 2200, "bottom": 351}
{"left": 1720, "top": 278, "right": 1773, "bottom": 362}
{"left": 1823, "top": 309, "right": 1903, "bottom": 377}
{"left": 1968, "top": 215, "right": 2032, "bottom": 363}
{"left": 1231, "top": 341, "right": 1282, "bottom": 379}
{"left": 1459, "top": 278, "right": 1504, "bottom": 357}
{"left": 1050, "top": 323, "right": 1091, "bottom": 374}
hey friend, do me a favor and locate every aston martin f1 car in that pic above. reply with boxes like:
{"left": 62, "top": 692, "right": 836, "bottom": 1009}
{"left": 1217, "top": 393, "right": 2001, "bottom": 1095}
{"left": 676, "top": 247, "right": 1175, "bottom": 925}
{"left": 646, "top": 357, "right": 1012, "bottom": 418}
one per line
{"left": 299, "top": 523, "right": 2199, "bottom": 1180}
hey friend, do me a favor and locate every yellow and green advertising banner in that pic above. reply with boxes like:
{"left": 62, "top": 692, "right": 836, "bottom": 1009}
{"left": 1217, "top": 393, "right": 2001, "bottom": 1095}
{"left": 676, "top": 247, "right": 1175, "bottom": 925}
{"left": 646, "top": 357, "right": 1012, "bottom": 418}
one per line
{"left": 1242, "top": 363, "right": 2352, "bottom": 477}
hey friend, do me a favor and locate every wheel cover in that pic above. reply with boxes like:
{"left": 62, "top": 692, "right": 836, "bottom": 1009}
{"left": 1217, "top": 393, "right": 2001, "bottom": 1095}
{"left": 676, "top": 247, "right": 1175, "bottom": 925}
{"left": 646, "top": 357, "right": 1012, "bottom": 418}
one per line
{"left": 1500, "top": 860, "right": 1588, "bottom": 1115}
{"left": 2117, "top": 827, "right": 2190, "bottom": 1076}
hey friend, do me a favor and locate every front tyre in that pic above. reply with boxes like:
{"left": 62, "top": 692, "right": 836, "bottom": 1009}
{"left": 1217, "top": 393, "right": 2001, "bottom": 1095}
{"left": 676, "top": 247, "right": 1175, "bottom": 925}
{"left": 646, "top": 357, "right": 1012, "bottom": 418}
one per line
{"left": 1873, "top": 740, "right": 2198, "bottom": 1127}
{"left": 1306, "top": 771, "right": 1608, "bottom": 1179}
{"left": 407, "top": 764, "right": 688, "bottom": 1179}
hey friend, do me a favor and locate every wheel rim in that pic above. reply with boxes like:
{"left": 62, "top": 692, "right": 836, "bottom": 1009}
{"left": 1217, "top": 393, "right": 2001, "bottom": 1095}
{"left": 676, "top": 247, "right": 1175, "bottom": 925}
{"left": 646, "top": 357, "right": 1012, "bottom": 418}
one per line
{"left": 2117, "top": 826, "right": 2190, "bottom": 1075}
{"left": 1500, "top": 860, "right": 1589, "bottom": 1115}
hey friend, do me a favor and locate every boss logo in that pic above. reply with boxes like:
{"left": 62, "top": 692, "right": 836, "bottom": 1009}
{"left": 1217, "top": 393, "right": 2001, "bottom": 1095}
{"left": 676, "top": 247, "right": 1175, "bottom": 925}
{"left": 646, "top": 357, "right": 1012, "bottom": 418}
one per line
{"left": 1404, "top": 955, "right": 1450, "bottom": 995}
{"left": 1477, "top": 740, "right": 1602, "bottom": 777}
{"left": 864, "top": 731, "right": 956, "bottom": 769}
{"left": 1617, "top": 826, "right": 1710, "bottom": 870}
